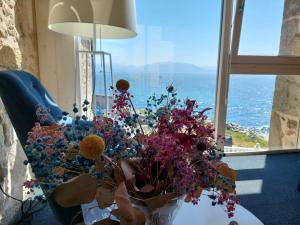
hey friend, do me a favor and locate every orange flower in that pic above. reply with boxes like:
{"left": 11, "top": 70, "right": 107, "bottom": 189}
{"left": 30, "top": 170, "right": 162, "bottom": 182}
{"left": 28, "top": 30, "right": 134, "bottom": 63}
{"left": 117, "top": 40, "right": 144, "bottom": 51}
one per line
{"left": 79, "top": 135, "right": 105, "bottom": 160}
{"left": 135, "top": 133, "right": 146, "bottom": 143}
{"left": 194, "top": 186, "right": 203, "bottom": 198}
{"left": 66, "top": 145, "right": 79, "bottom": 161}
{"left": 52, "top": 167, "right": 65, "bottom": 176}
{"left": 184, "top": 186, "right": 203, "bottom": 203}
{"left": 216, "top": 163, "right": 236, "bottom": 193}
{"left": 116, "top": 79, "right": 130, "bottom": 92}
{"left": 41, "top": 124, "right": 61, "bottom": 136}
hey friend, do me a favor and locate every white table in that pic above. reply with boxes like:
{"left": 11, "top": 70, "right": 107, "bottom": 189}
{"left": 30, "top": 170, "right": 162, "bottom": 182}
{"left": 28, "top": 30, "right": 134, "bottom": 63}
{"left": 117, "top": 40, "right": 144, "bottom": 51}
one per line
{"left": 174, "top": 191, "right": 264, "bottom": 225}
{"left": 82, "top": 191, "right": 264, "bottom": 225}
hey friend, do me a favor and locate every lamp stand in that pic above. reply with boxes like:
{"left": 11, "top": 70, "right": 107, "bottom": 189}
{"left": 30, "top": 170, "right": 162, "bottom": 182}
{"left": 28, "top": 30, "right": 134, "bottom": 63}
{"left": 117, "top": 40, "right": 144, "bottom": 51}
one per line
{"left": 75, "top": 26, "right": 114, "bottom": 117}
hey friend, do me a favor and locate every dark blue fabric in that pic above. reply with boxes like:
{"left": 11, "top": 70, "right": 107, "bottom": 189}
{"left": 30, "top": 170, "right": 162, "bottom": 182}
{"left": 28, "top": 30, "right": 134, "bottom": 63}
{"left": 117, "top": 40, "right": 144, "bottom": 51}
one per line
{"left": 0, "top": 70, "right": 62, "bottom": 147}
{"left": 0, "top": 70, "right": 83, "bottom": 224}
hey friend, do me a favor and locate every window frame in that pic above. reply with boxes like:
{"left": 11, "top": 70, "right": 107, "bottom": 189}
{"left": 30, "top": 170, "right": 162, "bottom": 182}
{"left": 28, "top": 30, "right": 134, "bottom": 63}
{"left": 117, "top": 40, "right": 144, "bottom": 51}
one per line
{"left": 215, "top": 0, "right": 300, "bottom": 151}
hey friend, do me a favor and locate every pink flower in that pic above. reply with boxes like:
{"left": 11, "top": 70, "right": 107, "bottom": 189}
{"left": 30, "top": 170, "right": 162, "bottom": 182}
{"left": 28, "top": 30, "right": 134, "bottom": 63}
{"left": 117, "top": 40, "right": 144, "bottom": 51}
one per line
{"left": 112, "top": 90, "right": 131, "bottom": 118}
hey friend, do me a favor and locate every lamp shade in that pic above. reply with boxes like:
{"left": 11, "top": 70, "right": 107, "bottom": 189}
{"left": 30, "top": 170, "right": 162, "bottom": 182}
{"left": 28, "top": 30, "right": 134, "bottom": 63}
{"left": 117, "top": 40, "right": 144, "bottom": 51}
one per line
{"left": 48, "top": 0, "right": 137, "bottom": 39}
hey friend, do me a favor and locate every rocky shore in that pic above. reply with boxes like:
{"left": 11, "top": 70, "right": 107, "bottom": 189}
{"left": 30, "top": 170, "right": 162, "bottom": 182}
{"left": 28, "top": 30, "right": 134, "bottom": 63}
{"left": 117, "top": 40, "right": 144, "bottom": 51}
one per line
{"left": 225, "top": 123, "right": 269, "bottom": 148}
{"left": 226, "top": 122, "right": 269, "bottom": 138}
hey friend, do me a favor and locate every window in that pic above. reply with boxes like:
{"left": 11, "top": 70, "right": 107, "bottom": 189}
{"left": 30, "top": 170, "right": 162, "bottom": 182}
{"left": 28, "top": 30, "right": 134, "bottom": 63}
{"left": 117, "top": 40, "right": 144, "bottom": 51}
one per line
{"left": 79, "top": 0, "right": 300, "bottom": 153}
{"left": 225, "top": 74, "right": 300, "bottom": 152}
{"left": 96, "top": 0, "right": 222, "bottom": 120}
{"left": 239, "top": 0, "right": 284, "bottom": 56}
{"left": 216, "top": 0, "right": 300, "bottom": 153}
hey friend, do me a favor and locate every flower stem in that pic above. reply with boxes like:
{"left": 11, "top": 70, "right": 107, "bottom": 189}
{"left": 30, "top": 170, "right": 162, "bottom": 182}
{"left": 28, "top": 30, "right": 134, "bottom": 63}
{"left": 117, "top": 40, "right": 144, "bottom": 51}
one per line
{"left": 128, "top": 95, "right": 145, "bottom": 135}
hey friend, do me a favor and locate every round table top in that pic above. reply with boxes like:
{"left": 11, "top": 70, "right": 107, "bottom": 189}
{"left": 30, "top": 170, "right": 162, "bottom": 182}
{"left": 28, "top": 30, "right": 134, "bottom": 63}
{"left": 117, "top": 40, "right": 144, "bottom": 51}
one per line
{"left": 174, "top": 191, "right": 264, "bottom": 225}
{"left": 82, "top": 191, "right": 264, "bottom": 225}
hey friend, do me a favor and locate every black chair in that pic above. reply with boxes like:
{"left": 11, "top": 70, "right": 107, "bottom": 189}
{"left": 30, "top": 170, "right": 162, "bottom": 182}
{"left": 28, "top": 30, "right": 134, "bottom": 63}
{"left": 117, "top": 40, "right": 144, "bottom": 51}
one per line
{"left": 0, "top": 70, "right": 81, "bottom": 225}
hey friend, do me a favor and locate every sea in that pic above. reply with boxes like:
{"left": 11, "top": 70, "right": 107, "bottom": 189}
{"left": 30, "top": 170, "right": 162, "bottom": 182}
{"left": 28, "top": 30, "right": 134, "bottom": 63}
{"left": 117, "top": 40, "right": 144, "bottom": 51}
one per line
{"left": 97, "top": 72, "right": 276, "bottom": 135}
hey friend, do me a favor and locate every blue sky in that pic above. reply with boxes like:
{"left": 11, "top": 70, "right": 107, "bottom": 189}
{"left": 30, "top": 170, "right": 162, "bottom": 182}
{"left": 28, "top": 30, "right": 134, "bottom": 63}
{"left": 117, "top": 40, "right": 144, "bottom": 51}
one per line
{"left": 100, "top": 0, "right": 284, "bottom": 68}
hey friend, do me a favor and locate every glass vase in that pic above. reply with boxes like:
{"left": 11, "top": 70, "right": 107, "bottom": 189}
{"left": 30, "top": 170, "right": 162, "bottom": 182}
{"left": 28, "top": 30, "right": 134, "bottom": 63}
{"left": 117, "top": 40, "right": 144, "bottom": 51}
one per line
{"left": 131, "top": 196, "right": 183, "bottom": 225}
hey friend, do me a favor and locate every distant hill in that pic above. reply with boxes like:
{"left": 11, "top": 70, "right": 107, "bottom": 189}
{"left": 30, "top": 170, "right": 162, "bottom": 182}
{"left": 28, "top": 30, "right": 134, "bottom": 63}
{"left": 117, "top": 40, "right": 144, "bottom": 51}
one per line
{"left": 112, "top": 62, "right": 215, "bottom": 75}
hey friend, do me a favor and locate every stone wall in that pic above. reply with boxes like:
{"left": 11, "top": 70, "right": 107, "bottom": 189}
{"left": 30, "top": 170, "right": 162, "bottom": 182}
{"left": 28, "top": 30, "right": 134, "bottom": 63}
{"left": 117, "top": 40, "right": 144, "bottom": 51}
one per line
{"left": 0, "top": 0, "right": 39, "bottom": 74}
{"left": 0, "top": 0, "right": 39, "bottom": 224}
{"left": 269, "top": 0, "right": 300, "bottom": 149}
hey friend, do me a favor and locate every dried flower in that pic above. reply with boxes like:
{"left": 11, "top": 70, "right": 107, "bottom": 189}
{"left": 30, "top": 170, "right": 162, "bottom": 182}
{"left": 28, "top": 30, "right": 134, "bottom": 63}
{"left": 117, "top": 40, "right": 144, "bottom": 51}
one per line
{"left": 167, "top": 85, "right": 174, "bottom": 93}
{"left": 216, "top": 163, "right": 236, "bottom": 193}
{"left": 79, "top": 135, "right": 105, "bottom": 160}
{"left": 24, "top": 82, "right": 238, "bottom": 217}
{"left": 116, "top": 79, "right": 130, "bottom": 92}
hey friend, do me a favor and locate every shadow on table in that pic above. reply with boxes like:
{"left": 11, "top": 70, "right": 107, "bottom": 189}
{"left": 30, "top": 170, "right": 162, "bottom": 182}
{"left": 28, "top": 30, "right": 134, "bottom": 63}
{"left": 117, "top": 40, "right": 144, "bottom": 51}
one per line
{"left": 225, "top": 153, "right": 300, "bottom": 225}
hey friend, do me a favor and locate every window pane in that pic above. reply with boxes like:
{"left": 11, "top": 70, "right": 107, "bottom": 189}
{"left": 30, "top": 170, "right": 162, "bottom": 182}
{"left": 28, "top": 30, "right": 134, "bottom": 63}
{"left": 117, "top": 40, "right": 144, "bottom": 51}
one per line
{"left": 96, "top": 0, "right": 222, "bottom": 120}
{"left": 225, "top": 74, "right": 300, "bottom": 152}
{"left": 238, "top": 0, "right": 285, "bottom": 56}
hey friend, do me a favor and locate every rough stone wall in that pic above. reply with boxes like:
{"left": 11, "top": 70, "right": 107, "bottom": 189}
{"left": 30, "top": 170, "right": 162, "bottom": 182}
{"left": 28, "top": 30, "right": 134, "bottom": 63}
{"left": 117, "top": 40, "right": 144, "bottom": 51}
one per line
{"left": 0, "top": 0, "right": 39, "bottom": 224}
{"left": 0, "top": 0, "right": 39, "bottom": 73}
{"left": 0, "top": 101, "right": 33, "bottom": 225}
{"left": 269, "top": 0, "right": 300, "bottom": 149}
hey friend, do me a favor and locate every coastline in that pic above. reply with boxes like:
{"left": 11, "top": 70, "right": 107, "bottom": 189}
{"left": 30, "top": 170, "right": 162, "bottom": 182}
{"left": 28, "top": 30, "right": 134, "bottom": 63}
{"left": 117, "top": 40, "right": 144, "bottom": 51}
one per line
{"left": 226, "top": 123, "right": 269, "bottom": 149}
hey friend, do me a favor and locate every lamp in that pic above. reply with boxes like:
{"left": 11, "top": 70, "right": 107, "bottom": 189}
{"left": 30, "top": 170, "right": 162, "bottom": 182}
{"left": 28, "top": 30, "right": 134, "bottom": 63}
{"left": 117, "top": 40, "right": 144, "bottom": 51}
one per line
{"left": 48, "top": 0, "right": 137, "bottom": 115}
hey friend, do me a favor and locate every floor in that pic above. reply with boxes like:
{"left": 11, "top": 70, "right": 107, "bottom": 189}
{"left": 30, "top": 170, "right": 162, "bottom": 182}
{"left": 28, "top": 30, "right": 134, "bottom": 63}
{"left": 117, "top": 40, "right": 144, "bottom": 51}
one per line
{"left": 224, "top": 153, "right": 300, "bottom": 225}
{"left": 11, "top": 153, "right": 300, "bottom": 225}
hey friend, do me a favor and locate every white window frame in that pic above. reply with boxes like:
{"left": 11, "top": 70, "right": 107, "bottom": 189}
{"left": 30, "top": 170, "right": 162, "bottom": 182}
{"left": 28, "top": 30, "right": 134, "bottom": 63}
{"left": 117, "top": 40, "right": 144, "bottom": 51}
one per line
{"left": 215, "top": 0, "right": 300, "bottom": 150}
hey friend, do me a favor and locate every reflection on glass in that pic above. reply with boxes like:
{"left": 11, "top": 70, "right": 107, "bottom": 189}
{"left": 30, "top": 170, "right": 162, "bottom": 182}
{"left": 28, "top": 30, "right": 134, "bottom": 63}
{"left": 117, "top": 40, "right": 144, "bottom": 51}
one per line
{"left": 96, "top": 0, "right": 222, "bottom": 121}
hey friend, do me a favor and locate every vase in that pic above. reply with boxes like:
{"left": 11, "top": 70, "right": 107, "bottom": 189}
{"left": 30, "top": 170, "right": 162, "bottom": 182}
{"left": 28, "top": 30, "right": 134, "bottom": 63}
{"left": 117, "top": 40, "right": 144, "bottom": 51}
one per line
{"left": 131, "top": 196, "right": 183, "bottom": 225}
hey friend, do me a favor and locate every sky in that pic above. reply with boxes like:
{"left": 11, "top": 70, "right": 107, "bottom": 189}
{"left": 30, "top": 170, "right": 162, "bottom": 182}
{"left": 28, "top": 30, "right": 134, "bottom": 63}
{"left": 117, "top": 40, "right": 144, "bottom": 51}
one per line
{"left": 99, "top": 0, "right": 284, "bottom": 68}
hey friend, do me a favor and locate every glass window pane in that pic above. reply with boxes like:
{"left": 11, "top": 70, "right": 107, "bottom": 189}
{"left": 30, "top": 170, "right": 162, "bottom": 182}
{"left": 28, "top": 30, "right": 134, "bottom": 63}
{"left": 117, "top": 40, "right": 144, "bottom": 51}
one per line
{"left": 238, "top": 0, "right": 285, "bottom": 56}
{"left": 96, "top": 0, "right": 222, "bottom": 120}
{"left": 225, "top": 74, "right": 300, "bottom": 152}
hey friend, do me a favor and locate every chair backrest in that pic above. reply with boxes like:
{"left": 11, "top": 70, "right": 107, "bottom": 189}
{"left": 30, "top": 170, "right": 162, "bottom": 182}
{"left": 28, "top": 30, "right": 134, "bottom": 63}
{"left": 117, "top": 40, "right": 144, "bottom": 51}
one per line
{"left": 0, "top": 70, "right": 62, "bottom": 147}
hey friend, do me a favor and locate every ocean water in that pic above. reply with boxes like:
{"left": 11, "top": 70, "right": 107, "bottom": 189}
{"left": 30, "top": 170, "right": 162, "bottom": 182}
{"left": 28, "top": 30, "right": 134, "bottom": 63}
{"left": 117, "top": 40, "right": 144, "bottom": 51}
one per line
{"left": 97, "top": 72, "right": 276, "bottom": 132}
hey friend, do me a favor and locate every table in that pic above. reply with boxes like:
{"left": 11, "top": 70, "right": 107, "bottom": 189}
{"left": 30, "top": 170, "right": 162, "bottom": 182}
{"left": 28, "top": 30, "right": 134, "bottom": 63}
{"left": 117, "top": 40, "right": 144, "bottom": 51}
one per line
{"left": 82, "top": 191, "right": 264, "bottom": 225}
{"left": 173, "top": 191, "right": 264, "bottom": 225}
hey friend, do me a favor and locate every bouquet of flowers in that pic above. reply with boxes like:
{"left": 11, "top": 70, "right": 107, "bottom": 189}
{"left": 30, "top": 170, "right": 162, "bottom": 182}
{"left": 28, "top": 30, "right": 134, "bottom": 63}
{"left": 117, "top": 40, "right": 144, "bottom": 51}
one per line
{"left": 23, "top": 80, "right": 239, "bottom": 224}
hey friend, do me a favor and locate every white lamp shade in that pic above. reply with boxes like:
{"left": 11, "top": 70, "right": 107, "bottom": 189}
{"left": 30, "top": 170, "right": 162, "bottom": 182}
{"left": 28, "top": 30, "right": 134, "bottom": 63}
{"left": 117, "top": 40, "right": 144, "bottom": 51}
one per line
{"left": 48, "top": 0, "right": 137, "bottom": 39}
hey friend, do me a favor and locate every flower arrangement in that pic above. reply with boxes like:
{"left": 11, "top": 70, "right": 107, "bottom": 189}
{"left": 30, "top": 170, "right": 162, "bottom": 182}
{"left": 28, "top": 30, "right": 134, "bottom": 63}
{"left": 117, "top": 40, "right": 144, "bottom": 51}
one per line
{"left": 23, "top": 80, "right": 239, "bottom": 224}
